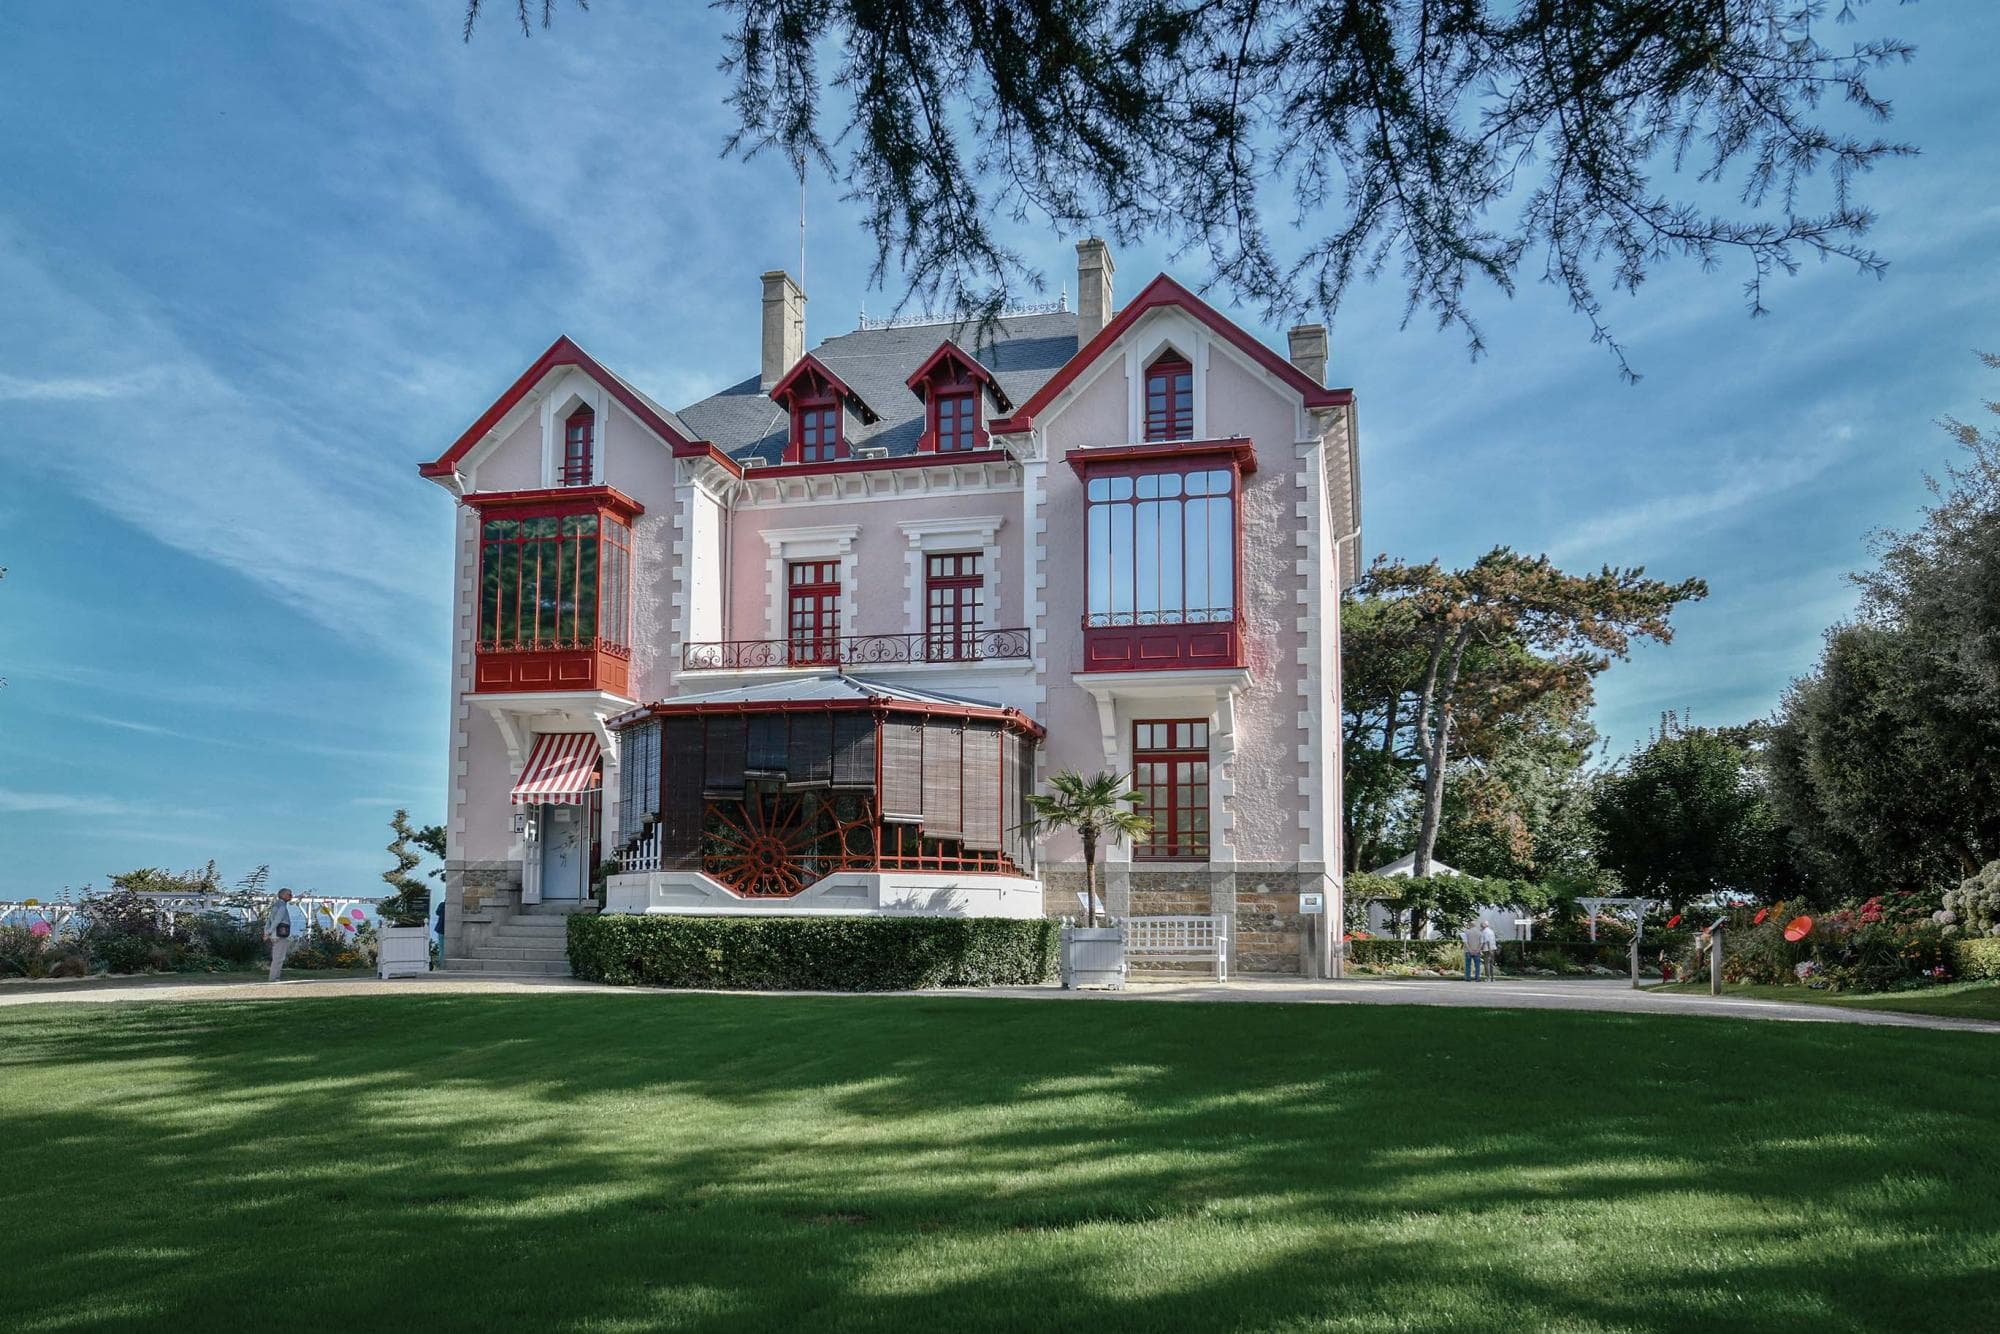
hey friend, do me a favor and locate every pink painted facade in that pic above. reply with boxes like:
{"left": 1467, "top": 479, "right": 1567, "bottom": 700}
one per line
{"left": 420, "top": 244, "right": 1361, "bottom": 972}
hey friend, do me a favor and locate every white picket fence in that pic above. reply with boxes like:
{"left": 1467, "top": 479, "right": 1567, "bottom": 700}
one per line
{"left": 623, "top": 827, "right": 663, "bottom": 874}
{"left": 1, "top": 893, "right": 380, "bottom": 937}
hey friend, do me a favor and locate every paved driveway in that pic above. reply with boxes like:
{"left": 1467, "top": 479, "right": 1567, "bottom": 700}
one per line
{"left": 4, "top": 970, "right": 1996, "bottom": 1033}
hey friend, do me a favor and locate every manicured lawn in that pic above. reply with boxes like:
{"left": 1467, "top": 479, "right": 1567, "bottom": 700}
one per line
{"left": 1654, "top": 978, "right": 2000, "bottom": 1022}
{"left": 3, "top": 995, "right": 1996, "bottom": 1332}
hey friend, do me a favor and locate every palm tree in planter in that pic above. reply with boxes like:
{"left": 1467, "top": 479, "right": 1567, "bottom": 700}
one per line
{"left": 1027, "top": 770, "right": 1150, "bottom": 988}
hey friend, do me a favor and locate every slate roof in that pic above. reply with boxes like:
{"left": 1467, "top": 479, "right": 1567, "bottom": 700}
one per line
{"left": 675, "top": 310, "right": 1080, "bottom": 464}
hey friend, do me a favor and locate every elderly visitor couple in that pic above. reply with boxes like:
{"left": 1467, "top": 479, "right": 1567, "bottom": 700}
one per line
{"left": 1461, "top": 919, "right": 1500, "bottom": 981}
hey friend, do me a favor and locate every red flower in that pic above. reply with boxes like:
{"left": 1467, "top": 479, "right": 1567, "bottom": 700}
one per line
{"left": 1753, "top": 907, "right": 1770, "bottom": 925}
{"left": 1666, "top": 914, "right": 1682, "bottom": 928}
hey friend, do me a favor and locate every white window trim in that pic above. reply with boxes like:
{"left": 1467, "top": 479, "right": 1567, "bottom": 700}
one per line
{"left": 542, "top": 368, "right": 609, "bottom": 488}
{"left": 1124, "top": 315, "right": 1208, "bottom": 443}
{"left": 763, "top": 524, "right": 862, "bottom": 641}
{"left": 899, "top": 516, "right": 1005, "bottom": 636}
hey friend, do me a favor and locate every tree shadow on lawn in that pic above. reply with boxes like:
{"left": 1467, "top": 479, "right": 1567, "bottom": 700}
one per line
{"left": 0, "top": 994, "right": 1995, "bottom": 1332}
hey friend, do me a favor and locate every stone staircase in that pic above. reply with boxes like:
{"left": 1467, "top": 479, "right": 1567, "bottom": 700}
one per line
{"left": 444, "top": 902, "right": 594, "bottom": 977}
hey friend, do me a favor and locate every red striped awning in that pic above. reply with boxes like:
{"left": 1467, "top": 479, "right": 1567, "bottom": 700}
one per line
{"left": 510, "top": 733, "right": 602, "bottom": 806}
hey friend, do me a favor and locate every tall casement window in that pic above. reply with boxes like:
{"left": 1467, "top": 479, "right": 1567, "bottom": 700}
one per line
{"left": 796, "top": 403, "right": 843, "bottom": 463}
{"left": 1133, "top": 720, "right": 1210, "bottom": 860}
{"left": 787, "top": 560, "right": 842, "bottom": 665}
{"left": 1086, "top": 466, "right": 1236, "bottom": 628}
{"left": 1144, "top": 354, "right": 1194, "bottom": 442}
{"left": 560, "top": 406, "right": 595, "bottom": 485}
{"left": 924, "top": 552, "right": 983, "bottom": 659}
{"left": 933, "top": 390, "right": 979, "bottom": 452}
{"left": 478, "top": 511, "right": 632, "bottom": 652}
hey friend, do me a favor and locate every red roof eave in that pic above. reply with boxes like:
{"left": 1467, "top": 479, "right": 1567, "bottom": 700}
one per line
{"left": 989, "top": 274, "right": 1356, "bottom": 434}
{"left": 1064, "top": 438, "right": 1259, "bottom": 479}
{"left": 419, "top": 334, "right": 743, "bottom": 481}
{"left": 608, "top": 694, "right": 1046, "bottom": 740}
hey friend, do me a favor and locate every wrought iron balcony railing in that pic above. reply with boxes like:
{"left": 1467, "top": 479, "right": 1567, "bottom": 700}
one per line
{"left": 682, "top": 627, "right": 1032, "bottom": 672}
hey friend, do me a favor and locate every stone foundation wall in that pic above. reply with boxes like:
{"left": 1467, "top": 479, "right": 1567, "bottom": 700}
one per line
{"left": 1040, "top": 861, "right": 1329, "bottom": 976}
{"left": 444, "top": 860, "right": 520, "bottom": 958}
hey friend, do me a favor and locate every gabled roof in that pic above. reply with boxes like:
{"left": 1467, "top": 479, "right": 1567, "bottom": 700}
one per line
{"left": 990, "top": 274, "right": 1354, "bottom": 434}
{"left": 769, "top": 352, "right": 880, "bottom": 423}
{"left": 419, "top": 335, "right": 742, "bottom": 482}
{"left": 905, "top": 340, "right": 1012, "bottom": 411}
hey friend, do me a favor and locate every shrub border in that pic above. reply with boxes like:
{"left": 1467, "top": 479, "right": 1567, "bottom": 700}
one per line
{"left": 567, "top": 913, "right": 1059, "bottom": 991}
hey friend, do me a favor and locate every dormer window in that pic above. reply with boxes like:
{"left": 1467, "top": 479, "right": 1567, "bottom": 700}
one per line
{"left": 1144, "top": 354, "right": 1194, "bottom": 442}
{"left": 771, "top": 354, "right": 875, "bottom": 465}
{"left": 907, "top": 340, "right": 1006, "bottom": 453}
{"left": 934, "top": 390, "right": 978, "bottom": 452}
{"left": 561, "top": 406, "right": 595, "bottom": 485}
{"left": 796, "top": 402, "right": 843, "bottom": 462}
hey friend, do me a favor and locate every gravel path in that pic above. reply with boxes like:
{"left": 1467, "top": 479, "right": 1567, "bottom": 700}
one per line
{"left": 3, "top": 970, "right": 1995, "bottom": 1033}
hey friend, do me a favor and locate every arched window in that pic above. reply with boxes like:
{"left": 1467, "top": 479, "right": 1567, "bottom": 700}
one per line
{"left": 1144, "top": 354, "right": 1193, "bottom": 442}
{"left": 561, "top": 406, "right": 595, "bottom": 486}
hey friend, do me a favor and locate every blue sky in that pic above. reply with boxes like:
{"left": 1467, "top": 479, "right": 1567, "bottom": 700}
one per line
{"left": 1, "top": 4, "right": 1995, "bottom": 898}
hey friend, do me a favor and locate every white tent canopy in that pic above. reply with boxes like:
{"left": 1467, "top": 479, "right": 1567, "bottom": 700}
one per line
{"left": 1367, "top": 852, "right": 1463, "bottom": 879}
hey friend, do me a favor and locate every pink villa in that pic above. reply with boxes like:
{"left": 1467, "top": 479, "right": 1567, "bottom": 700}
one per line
{"left": 419, "top": 241, "right": 1361, "bottom": 975}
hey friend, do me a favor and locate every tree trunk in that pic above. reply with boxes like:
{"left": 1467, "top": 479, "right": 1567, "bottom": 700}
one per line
{"left": 1082, "top": 827, "right": 1099, "bottom": 927}
{"left": 1414, "top": 626, "right": 1474, "bottom": 876}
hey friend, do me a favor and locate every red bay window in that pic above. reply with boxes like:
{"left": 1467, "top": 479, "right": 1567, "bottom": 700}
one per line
{"left": 1071, "top": 441, "right": 1250, "bottom": 671}
{"left": 471, "top": 487, "right": 640, "bottom": 695}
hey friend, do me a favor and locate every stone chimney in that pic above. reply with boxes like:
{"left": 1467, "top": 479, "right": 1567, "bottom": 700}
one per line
{"left": 761, "top": 270, "right": 806, "bottom": 391}
{"left": 1287, "top": 324, "right": 1328, "bottom": 386}
{"left": 1076, "top": 238, "right": 1115, "bottom": 342}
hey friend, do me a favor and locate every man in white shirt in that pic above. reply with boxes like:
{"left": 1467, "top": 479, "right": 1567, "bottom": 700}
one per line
{"left": 1480, "top": 920, "right": 1500, "bottom": 981}
{"left": 1460, "top": 921, "right": 1484, "bottom": 981}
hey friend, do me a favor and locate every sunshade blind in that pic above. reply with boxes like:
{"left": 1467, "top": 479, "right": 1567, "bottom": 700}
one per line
{"left": 881, "top": 720, "right": 925, "bottom": 821}
{"left": 961, "top": 724, "right": 1002, "bottom": 851}
{"left": 922, "top": 722, "right": 963, "bottom": 838}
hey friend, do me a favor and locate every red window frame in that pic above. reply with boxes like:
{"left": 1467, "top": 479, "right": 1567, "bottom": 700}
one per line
{"left": 924, "top": 552, "right": 984, "bottom": 660}
{"left": 932, "top": 389, "right": 980, "bottom": 452}
{"left": 561, "top": 406, "right": 595, "bottom": 486}
{"left": 786, "top": 560, "right": 842, "bottom": 665}
{"left": 1144, "top": 355, "right": 1194, "bottom": 442}
{"left": 1132, "top": 719, "right": 1209, "bottom": 860}
{"left": 793, "top": 401, "right": 845, "bottom": 463}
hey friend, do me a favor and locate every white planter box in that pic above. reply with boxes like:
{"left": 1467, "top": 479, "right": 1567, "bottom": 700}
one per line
{"left": 1061, "top": 924, "right": 1127, "bottom": 990}
{"left": 377, "top": 925, "right": 431, "bottom": 979}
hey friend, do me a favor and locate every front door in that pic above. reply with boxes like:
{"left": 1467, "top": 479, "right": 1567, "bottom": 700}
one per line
{"left": 539, "top": 803, "right": 586, "bottom": 901}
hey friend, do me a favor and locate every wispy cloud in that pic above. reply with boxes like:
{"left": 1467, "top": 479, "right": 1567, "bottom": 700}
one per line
{"left": 0, "top": 788, "right": 194, "bottom": 819}
{"left": 1544, "top": 448, "right": 1843, "bottom": 563}
{"left": 0, "top": 368, "right": 164, "bottom": 402}
{"left": 0, "top": 227, "right": 448, "bottom": 662}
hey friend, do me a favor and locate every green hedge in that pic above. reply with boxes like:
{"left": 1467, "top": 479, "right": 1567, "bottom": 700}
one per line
{"left": 567, "top": 913, "right": 1059, "bottom": 991}
{"left": 1954, "top": 936, "right": 2000, "bottom": 981}
{"left": 1346, "top": 938, "right": 1463, "bottom": 968}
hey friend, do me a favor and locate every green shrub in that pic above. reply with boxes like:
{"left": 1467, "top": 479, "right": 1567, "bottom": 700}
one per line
{"left": 187, "top": 913, "right": 263, "bottom": 966}
{"left": 1954, "top": 936, "right": 2000, "bottom": 981}
{"left": 0, "top": 925, "right": 51, "bottom": 978}
{"left": 568, "top": 914, "right": 1059, "bottom": 991}
{"left": 1345, "top": 938, "right": 1462, "bottom": 970}
{"left": 1943, "top": 862, "right": 2000, "bottom": 936}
